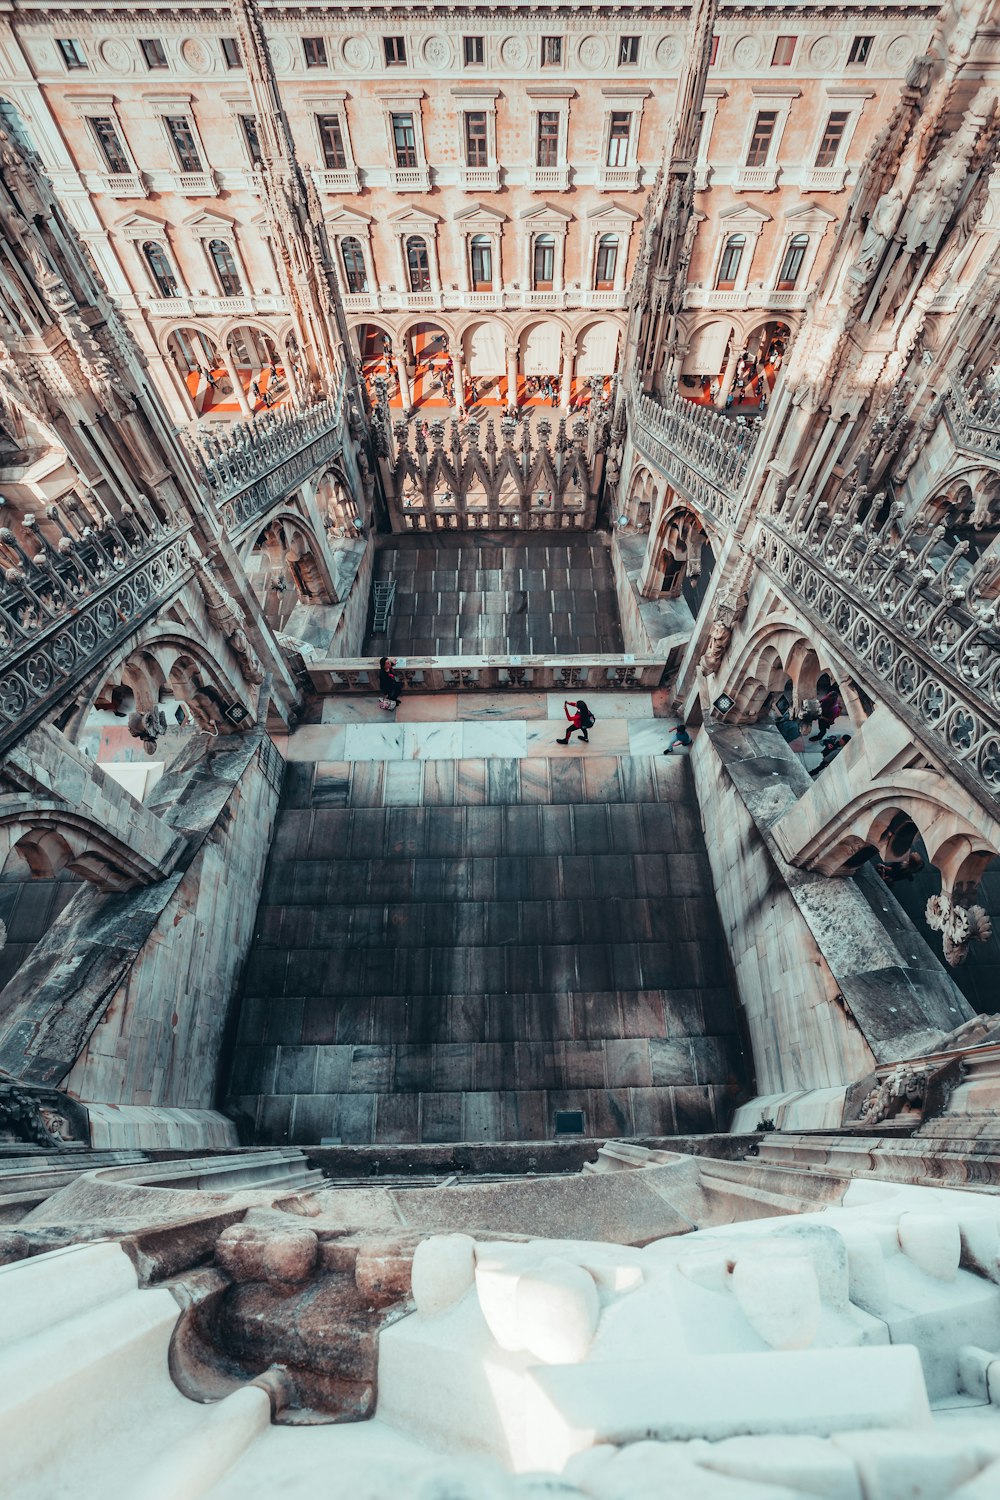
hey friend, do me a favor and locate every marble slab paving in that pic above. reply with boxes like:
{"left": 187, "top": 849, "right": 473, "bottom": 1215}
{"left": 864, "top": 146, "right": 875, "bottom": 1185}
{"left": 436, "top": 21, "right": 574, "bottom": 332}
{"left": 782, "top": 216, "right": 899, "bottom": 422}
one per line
{"left": 342, "top": 723, "right": 406, "bottom": 761}
{"left": 627, "top": 721, "right": 674, "bottom": 757}
{"left": 545, "top": 691, "right": 654, "bottom": 721}
{"left": 284, "top": 717, "right": 663, "bottom": 762}
{"left": 402, "top": 725, "right": 466, "bottom": 761}
{"left": 524, "top": 719, "right": 632, "bottom": 758}
{"left": 461, "top": 722, "right": 528, "bottom": 759}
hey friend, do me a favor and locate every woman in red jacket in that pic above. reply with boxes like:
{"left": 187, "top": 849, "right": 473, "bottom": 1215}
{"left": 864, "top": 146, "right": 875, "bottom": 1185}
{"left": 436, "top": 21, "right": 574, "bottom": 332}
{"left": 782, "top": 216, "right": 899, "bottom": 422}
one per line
{"left": 557, "top": 699, "right": 593, "bottom": 745}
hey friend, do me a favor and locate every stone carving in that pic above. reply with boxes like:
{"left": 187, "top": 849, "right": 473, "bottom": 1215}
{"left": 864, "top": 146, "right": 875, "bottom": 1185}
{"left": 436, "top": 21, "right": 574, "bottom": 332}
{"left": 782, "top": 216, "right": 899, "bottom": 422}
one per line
{"left": 423, "top": 35, "right": 452, "bottom": 68}
{"left": 925, "top": 892, "right": 994, "bottom": 966}
{"left": 97, "top": 38, "right": 134, "bottom": 72}
{"left": 128, "top": 708, "right": 168, "bottom": 756}
{"left": 195, "top": 559, "right": 265, "bottom": 688}
{"left": 858, "top": 1065, "right": 928, "bottom": 1124}
{"left": 809, "top": 36, "right": 837, "bottom": 68}
{"left": 699, "top": 552, "right": 755, "bottom": 676}
{"left": 179, "top": 37, "right": 214, "bottom": 74}
{"left": 500, "top": 35, "right": 528, "bottom": 69}
{"left": 732, "top": 36, "right": 762, "bottom": 69}
{"left": 343, "top": 36, "right": 374, "bottom": 69}
{"left": 0, "top": 1080, "right": 86, "bottom": 1147}
{"left": 846, "top": 187, "right": 904, "bottom": 298}
{"left": 578, "top": 36, "right": 608, "bottom": 69}
{"left": 886, "top": 35, "right": 917, "bottom": 70}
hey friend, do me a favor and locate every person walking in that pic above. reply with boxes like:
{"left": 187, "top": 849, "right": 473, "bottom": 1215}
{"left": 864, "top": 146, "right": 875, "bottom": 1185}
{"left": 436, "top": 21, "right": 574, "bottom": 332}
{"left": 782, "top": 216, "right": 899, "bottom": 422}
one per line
{"left": 378, "top": 655, "right": 401, "bottom": 711}
{"left": 556, "top": 699, "right": 595, "bottom": 745}
{"left": 663, "top": 724, "right": 692, "bottom": 755}
{"left": 809, "top": 686, "right": 844, "bottom": 741}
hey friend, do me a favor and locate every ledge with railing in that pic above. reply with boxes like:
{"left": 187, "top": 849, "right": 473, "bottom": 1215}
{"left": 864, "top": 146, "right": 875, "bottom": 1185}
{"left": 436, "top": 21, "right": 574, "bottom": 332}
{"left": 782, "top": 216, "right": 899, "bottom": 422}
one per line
{"left": 625, "top": 380, "right": 760, "bottom": 529}
{"left": 0, "top": 514, "right": 193, "bottom": 753}
{"left": 307, "top": 653, "right": 671, "bottom": 695}
{"left": 192, "top": 397, "right": 346, "bottom": 537}
{"left": 946, "top": 370, "right": 1000, "bottom": 459}
{"left": 755, "top": 490, "right": 1000, "bottom": 805}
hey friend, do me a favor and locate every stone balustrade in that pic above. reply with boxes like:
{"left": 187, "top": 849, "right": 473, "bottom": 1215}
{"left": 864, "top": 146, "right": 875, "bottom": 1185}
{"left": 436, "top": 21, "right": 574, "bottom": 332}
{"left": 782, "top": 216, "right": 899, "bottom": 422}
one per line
{"left": 756, "top": 510, "right": 1000, "bottom": 804}
{"left": 191, "top": 397, "right": 346, "bottom": 536}
{"left": 307, "top": 653, "right": 668, "bottom": 694}
{"left": 625, "top": 380, "right": 760, "bottom": 529}
{"left": 946, "top": 369, "right": 1000, "bottom": 458}
{"left": 0, "top": 519, "right": 193, "bottom": 754}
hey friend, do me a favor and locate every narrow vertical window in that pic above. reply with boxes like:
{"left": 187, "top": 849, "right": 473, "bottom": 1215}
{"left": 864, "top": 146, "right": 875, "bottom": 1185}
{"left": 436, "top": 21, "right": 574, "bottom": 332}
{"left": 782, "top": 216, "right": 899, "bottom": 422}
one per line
{"left": 90, "top": 118, "right": 130, "bottom": 174}
{"left": 143, "top": 241, "right": 178, "bottom": 298}
{"left": 848, "top": 35, "right": 873, "bottom": 64}
{"left": 541, "top": 37, "right": 563, "bottom": 66}
{"left": 618, "top": 37, "right": 640, "bottom": 66}
{"left": 384, "top": 36, "right": 407, "bottom": 65}
{"left": 209, "top": 239, "right": 242, "bottom": 296}
{"left": 463, "top": 36, "right": 484, "bottom": 66}
{"left": 470, "top": 235, "right": 492, "bottom": 290}
{"left": 533, "top": 233, "right": 555, "bottom": 290}
{"left": 406, "top": 236, "right": 430, "bottom": 292}
{"left": 745, "top": 111, "right": 777, "bottom": 168}
{"left": 140, "top": 39, "right": 167, "bottom": 69}
{"left": 220, "top": 38, "right": 242, "bottom": 69}
{"left": 392, "top": 113, "right": 417, "bottom": 168}
{"left": 317, "top": 115, "right": 346, "bottom": 170}
{"left": 777, "top": 233, "right": 809, "bottom": 289}
{"left": 165, "top": 117, "right": 202, "bottom": 173}
{"left": 814, "top": 111, "right": 849, "bottom": 168}
{"left": 595, "top": 234, "right": 618, "bottom": 289}
{"left": 607, "top": 113, "right": 631, "bottom": 167}
{"left": 302, "top": 37, "right": 328, "bottom": 68}
{"left": 717, "top": 233, "right": 746, "bottom": 289}
{"left": 771, "top": 36, "right": 797, "bottom": 66}
{"left": 341, "top": 237, "right": 367, "bottom": 293}
{"left": 240, "top": 115, "right": 263, "bottom": 166}
{"left": 465, "top": 112, "right": 488, "bottom": 168}
{"left": 537, "top": 111, "right": 560, "bottom": 168}
{"left": 56, "top": 39, "right": 88, "bottom": 69}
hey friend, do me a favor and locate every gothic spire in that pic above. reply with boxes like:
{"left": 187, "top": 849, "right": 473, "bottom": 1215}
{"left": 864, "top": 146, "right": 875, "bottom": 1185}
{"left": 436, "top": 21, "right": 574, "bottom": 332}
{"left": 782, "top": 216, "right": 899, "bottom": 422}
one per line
{"left": 228, "top": 0, "right": 359, "bottom": 408}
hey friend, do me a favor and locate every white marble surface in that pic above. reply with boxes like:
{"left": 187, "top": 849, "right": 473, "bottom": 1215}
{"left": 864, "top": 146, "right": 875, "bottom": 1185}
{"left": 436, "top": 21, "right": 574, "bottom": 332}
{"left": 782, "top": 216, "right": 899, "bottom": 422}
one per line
{"left": 628, "top": 721, "right": 674, "bottom": 757}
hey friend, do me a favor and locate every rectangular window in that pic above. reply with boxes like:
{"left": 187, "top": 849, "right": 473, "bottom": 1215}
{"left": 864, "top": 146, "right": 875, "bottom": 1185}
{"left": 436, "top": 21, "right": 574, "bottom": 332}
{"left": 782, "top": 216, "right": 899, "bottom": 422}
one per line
{"left": 240, "top": 115, "right": 263, "bottom": 166}
{"left": 848, "top": 35, "right": 873, "bottom": 64}
{"left": 618, "top": 36, "right": 640, "bottom": 66}
{"left": 537, "top": 111, "right": 560, "bottom": 168}
{"left": 384, "top": 36, "right": 407, "bottom": 65}
{"left": 709, "top": 35, "right": 719, "bottom": 66}
{"left": 814, "top": 110, "right": 849, "bottom": 169}
{"left": 140, "top": 39, "right": 167, "bottom": 70}
{"left": 220, "top": 37, "right": 242, "bottom": 69}
{"left": 392, "top": 113, "right": 417, "bottom": 169}
{"left": 470, "top": 238, "right": 492, "bottom": 289}
{"left": 464, "top": 111, "right": 488, "bottom": 168}
{"left": 165, "top": 116, "right": 202, "bottom": 173}
{"left": 541, "top": 36, "right": 563, "bottom": 67}
{"left": 317, "top": 114, "right": 346, "bottom": 170}
{"left": 90, "top": 117, "right": 130, "bottom": 175}
{"left": 463, "top": 36, "right": 484, "bottom": 66}
{"left": 745, "top": 110, "right": 777, "bottom": 168}
{"left": 772, "top": 35, "right": 797, "bottom": 66}
{"left": 607, "top": 112, "right": 631, "bottom": 167}
{"left": 56, "top": 38, "right": 88, "bottom": 70}
{"left": 302, "top": 36, "right": 327, "bottom": 68}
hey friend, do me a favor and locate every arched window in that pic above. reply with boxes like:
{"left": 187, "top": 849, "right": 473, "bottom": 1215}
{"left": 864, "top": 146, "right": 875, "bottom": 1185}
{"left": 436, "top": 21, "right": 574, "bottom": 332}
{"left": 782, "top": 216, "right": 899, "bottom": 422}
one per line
{"left": 340, "top": 237, "right": 367, "bottom": 293}
{"left": 406, "top": 235, "right": 430, "bottom": 292}
{"left": 595, "top": 234, "right": 618, "bottom": 290}
{"left": 142, "top": 241, "right": 178, "bottom": 298}
{"left": 0, "top": 99, "right": 36, "bottom": 157}
{"left": 716, "top": 233, "right": 746, "bottom": 291}
{"left": 208, "top": 239, "right": 242, "bottom": 297}
{"left": 470, "top": 235, "right": 492, "bottom": 291}
{"left": 533, "top": 233, "right": 555, "bottom": 291}
{"left": 777, "top": 233, "right": 809, "bottom": 291}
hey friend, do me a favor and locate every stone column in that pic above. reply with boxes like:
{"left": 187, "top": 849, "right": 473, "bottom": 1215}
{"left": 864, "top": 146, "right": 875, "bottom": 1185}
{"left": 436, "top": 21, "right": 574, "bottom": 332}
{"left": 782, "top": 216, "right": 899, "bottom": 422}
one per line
{"left": 715, "top": 345, "right": 741, "bottom": 408}
{"left": 395, "top": 354, "right": 412, "bottom": 411}
{"left": 559, "top": 339, "right": 574, "bottom": 409}
{"left": 452, "top": 340, "right": 467, "bottom": 415}
{"left": 221, "top": 345, "right": 253, "bottom": 419}
{"left": 506, "top": 343, "right": 518, "bottom": 408}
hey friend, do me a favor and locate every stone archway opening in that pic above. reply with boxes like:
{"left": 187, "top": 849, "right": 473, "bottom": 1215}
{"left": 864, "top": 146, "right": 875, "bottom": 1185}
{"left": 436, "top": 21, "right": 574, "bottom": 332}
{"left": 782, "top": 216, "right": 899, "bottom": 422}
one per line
{"left": 165, "top": 327, "right": 225, "bottom": 419}
{"left": 245, "top": 517, "right": 336, "bottom": 631}
{"left": 225, "top": 325, "right": 289, "bottom": 416}
{"left": 406, "top": 321, "right": 453, "bottom": 411}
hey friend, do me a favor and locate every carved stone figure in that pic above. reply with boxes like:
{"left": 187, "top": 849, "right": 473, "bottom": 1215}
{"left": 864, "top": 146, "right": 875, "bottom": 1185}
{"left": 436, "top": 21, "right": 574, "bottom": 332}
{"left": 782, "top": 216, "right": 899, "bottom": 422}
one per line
{"left": 925, "top": 892, "right": 994, "bottom": 966}
{"left": 846, "top": 187, "right": 904, "bottom": 296}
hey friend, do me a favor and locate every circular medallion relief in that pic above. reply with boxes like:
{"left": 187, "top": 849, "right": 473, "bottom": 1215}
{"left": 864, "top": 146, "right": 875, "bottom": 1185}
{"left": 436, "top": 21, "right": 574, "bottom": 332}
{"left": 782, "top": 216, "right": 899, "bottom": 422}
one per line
{"left": 809, "top": 35, "right": 838, "bottom": 68}
{"left": 97, "top": 39, "right": 134, "bottom": 73}
{"left": 655, "top": 36, "right": 682, "bottom": 70}
{"left": 423, "top": 35, "right": 452, "bottom": 69}
{"left": 500, "top": 35, "right": 529, "bottom": 70}
{"left": 886, "top": 35, "right": 916, "bottom": 69}
{"left": 179, "top": 37, "right": 214, "bottom": 74}
{"left": 578, "top": 35, "right": 608, "bottom": 70}
{"left": 732, "top": 36, "right": 762, "bottom": 69}
{"left": 342, "top": 36, "right": 373, "bottom": 70}
{"left": 268, "top": 38, "right": 295, "bottom": 72}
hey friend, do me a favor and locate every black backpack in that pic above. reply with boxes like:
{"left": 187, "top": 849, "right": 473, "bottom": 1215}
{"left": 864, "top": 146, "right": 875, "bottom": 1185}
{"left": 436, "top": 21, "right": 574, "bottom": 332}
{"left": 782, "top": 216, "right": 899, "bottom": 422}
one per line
{"left": 580, "top": 708, "right": 596, "bottom": 729}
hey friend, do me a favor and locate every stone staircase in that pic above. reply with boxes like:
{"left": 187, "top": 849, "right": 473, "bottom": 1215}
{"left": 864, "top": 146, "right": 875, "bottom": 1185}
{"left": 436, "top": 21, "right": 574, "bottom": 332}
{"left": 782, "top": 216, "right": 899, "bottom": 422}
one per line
{"left": 227, "top": 747, "right": 747, "bottom": 1145}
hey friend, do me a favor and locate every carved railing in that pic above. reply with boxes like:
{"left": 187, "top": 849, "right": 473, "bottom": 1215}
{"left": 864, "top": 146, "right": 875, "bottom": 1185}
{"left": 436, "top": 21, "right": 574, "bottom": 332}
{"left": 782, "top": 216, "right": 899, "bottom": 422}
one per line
{"left": 946, "top": 370, "right": 1000, "bottom": 460}
{"left": 307, "top": 653, "right": 672, "bottom": 694}
{"left": 191, "top": 398, "right": 345, "bottom": 537}
{"left": 625, "top": 381, "right": 760, "bottom": 530}
{"left": 0, "top": 519, "right": 193, "bottom": 754}
{"left": 755, "top": 505, "right": 1000, "bottom": 803}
